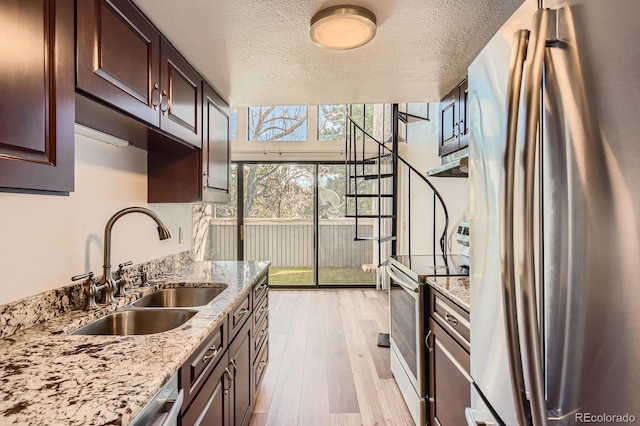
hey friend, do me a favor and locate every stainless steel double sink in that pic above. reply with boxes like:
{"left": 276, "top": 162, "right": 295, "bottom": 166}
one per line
{"left": 72, "top": 286, "right": 228, "bottom": 336}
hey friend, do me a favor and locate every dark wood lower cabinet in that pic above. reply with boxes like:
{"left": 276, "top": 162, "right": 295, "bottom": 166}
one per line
{"left": 428, "top": 318, "right": 471, "bottom": 426}
{"left": 229, "top": 315, "right": 253, "bottom": 426}
{"left": 180, "top": 353, "right": 231, "bottom": 426}
{"left": 180, "top": 274, "right": 268, "bottom": 426}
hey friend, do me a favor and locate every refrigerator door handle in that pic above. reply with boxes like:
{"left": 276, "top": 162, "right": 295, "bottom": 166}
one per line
{"left": 520, "top": 8, "right": 552, "bottom": 426}
{"left": 501, "top": 28, "right": 530, "bottom": 426}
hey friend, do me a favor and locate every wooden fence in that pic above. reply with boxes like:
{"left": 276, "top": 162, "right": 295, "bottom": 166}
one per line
{"left": 205, "top": 218, "right": 373, "bottom": 267}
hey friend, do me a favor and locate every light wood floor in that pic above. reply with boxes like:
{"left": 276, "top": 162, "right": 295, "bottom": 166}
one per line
{"left": 249, "top": 289, "right": 414, "bottom": 426}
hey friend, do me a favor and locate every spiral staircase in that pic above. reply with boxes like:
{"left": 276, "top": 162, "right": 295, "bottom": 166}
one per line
{"left": 344, "top": 104, "right": 450, "bottom": 290}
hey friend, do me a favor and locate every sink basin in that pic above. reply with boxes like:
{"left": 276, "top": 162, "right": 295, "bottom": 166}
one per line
{"left": 71, "top": 309, "right": 197, "bottom": 335}
{"left": 132, "top": 286, "right": 228, "bottom": 308}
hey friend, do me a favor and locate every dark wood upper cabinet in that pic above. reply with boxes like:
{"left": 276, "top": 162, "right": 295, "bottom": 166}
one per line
{"left": 0, "top": 0, "right": 75, "bottom": 194}
{"left": 75, "top": 0, "right": 229, "bottom": 202}
{"left": 77, "top": 0, "right": 202, "bottom": 148}
{"left": 203, "top": 83, "right": 231, "bottom": 200}
{"left": 160, "top": 38, "right": 202, "bottom": 148}
{"left": 438, "top": 78, "right": 469, "bottom": 156}
{"left": 438, "top": 89, "right": 458, "bottom": 156}
{"left": 458, "top": 79, "right": 469, "bottom": 150}
{"left": 76, "top": 0, "right": 160, "bottom": 127}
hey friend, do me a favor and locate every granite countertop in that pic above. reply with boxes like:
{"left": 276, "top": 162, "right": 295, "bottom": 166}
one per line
{"left": 425, "top": 275, "right": 470, "bottom": 313}
{"left": 0, "top": 260, "right": 270, "bottom": 426}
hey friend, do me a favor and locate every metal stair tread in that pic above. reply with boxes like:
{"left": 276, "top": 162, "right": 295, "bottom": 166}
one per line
{"left": 354, "top": 236, "right": 397, "bottom": 242}
{"left": 398, "top": 111, "right": 429, "bottom": 124}
{"left": 349, "top": 173, "right": 394, "bottom": 180}
{"left": 344, "top": 214, "right": 396, "bottom": 218}
{"left": 345, "top": 194, "right": 393, "bottom": 198}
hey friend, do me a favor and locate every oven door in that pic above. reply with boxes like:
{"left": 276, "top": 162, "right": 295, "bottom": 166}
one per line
{"left": 388, "top": 264, "right": 426, "bottom": 396}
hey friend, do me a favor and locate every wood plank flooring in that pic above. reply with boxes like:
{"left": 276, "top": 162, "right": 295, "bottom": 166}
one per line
{"left": 250, "top": 289, "right": 414, "bottom": 426}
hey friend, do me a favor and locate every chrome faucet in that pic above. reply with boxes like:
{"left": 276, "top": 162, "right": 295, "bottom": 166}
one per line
{"left": 100, "top": 207, "right": 172, "bottom": 303}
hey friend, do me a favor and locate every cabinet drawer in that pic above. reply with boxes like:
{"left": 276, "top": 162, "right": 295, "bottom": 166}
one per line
{"left": 253, "top": 276, "right": 269, "bottom": 308}
{"left": 253, "top": 339, "right": 269, "bottom": 395}
{"left": 180, "top": 318, "right": 227, "bottom": 411}
{"left": 253, "top": 292, "right": 268, "bottom": 328}
{"left": 431, "top": 292, "right": 470, "bottom": 352}
{"left": 254, "top": 315, "right": 269, "bottom": 354}
{"left": 229, "top": 294, "right": 251, "bottom": 344}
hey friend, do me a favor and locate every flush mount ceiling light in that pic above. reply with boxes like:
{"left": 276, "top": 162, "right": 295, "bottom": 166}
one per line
{"left": 309, "top": 5, "right": 377, "bottom": 50}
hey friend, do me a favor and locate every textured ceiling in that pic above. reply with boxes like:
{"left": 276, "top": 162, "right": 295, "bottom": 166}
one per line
{"left": 132, "top": 0, "right": 523, "bottom": 106}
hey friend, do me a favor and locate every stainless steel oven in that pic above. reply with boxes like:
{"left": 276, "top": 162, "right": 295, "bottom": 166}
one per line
{"left": 388, "top": 252, "right": 470, "bottom": 426}
{"left": 388, "top": 263, "right": 427, "bottom": 426}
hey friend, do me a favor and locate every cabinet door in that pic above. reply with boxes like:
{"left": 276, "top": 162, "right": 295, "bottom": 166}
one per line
{"left": 0, "top": 0, "right": 74, "bottom": 193}
{"left": 160, "top": 38, "right": 202, "bottom": 148}
{"left": 76, "top": 0, "right": 160, "bottom": 127}
{"left": 229, "top": 316, "right": 253, "bottom": 426}
{"left": 180, "top": 353, "right": 231, "bottom": 426}
{"left": 428, "top": 318, "right": 471, "bottom": 426}
{"left": 458, "top": 79, "right": 469, "bottom": 150}
{"left": 202, "top": 83, "right": 231, "bottom": 199}
{"left": 438, "top": 88, "right": 459, "bottom": 156}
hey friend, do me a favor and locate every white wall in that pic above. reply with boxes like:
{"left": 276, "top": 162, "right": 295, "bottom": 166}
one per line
{"left": 0, "top": 127, "right": 193, "bottom": 305}
{"left": 397, "top": 103, "right": 469, "bottom": 255}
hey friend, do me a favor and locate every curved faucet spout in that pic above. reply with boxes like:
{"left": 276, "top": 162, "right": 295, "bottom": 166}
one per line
{"left": 101, "top": 207, "right": 172, "bottom": 303}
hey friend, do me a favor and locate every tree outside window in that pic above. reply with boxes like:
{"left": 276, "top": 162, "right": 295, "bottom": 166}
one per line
{"left": 248, "top": 105, "right": 308, "bottom": 141}
{"left": 318, "top": 104, "right": 347, "bottom": 141}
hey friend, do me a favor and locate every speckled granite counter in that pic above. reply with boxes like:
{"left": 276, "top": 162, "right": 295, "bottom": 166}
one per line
{"left": 0, "top": 260, "right": 269, "bottom": 426}
{"left": 425, "top": 276, "right": 470, "bottom": 312}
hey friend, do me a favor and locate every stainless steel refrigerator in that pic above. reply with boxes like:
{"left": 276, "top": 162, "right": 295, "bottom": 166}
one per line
{"left": 468, "top": 0, "right": 640, "bottom": 425}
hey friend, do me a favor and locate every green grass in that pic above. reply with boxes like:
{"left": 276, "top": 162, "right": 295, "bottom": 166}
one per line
{"left": 268, "top": 267, "right": 375, "bottom": 286}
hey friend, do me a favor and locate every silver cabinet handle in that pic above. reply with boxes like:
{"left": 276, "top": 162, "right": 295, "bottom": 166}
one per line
{"left": 501, "top": 28, "right": 530, "bottom": 426}
{"left": 223, "top": 367, "right": 234, "bottom": 395}
{"left": 444, "top": 312, "right": 459, "bottom": 326}
{"left": 229, "top": 358, "right": 238, "bottom": 378}
{"left": 425, "top": 330, "right": 433, "bottom": 353}
{"left": 151, "top": 83, "right": 160, "bottom": 110}
{"left": 160, "top": 90, "right": 169, "bottom": 115}
{"left": 520, "top": 9, "right": 551, "bottom": 426}
{"left": 202, "top": 346, "right": 220, "bottom": 364}
{"left": 237, "top": 307, "right": 250, "bottom": 318}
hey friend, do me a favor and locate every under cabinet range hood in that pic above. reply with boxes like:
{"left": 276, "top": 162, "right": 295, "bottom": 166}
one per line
{"left": 427, "top": 148, "right": 468, "bottom": 177}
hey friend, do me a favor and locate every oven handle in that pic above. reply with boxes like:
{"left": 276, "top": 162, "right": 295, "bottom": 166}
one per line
{"left": 387, "top": 266, "right": 419, "bottom": 293}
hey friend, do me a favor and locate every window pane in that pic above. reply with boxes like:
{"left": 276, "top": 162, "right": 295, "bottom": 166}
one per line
{"left": 318, "top": 104, "right": 347, "bottom": 141}
{"left": 248, "top": 105, "right": 308, "bottom": 141}
{"left": 229, "top": 108, "right": 237, "bottom": 141}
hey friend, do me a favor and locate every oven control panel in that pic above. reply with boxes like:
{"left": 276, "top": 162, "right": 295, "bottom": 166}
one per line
{"left": 456, "top": 222, "right": 470, "bottom": 261}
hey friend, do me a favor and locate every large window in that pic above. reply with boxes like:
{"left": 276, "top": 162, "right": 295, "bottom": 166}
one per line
{"left": 318, "top": 104, "right": 347, "bottom": 141}
{"left": 318, "top": 104, "right": 386, "bottom": 142}
{"left": 248, "top": 105, "right": 308, "bottom": 141}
